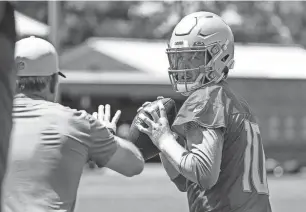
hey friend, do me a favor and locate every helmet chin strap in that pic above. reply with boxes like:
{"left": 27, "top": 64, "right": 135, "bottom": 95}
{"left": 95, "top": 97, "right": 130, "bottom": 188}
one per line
{"left": 178, "top": 72, "right": 206, "bottom": 96}
{"left": 215, "top": 72, "right": 226, "bottom": 83}
{"left": 181, "top": 92, "right": 192, "bottom": 97}
{"left": 179, "top": 69, "right": 226, "bottom": 96}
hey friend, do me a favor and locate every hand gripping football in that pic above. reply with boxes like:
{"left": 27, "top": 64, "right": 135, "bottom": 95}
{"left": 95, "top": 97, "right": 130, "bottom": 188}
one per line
{"left": 128, "top": 98, "right": 177, "bottom": 161}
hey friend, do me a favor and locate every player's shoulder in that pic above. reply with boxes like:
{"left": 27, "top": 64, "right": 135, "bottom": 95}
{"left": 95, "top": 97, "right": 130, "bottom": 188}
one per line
{"left": 44, "top": 101, "right": 86, "bottom": 116}
{"left": 173, "top": 82, "right": 242, "bottom": 132}
{"left": 195, "top": 81, "right": 253, "bottom": 114}
{"left": 184, "top": 82, "right": 228, "bottom": 108}
{"left": 172, "top": 84, "right": 226, "bottom": 131}
{"left": 42, "top": 102, "right": 94, "bottom": 132}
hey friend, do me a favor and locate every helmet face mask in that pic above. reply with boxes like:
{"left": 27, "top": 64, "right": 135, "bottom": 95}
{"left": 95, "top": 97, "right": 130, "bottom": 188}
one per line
{"left": 167, "top": 43, "right": 217, "bottom": 93}
{"left": 166, "top": 12, "right": 235, "bottom": 95}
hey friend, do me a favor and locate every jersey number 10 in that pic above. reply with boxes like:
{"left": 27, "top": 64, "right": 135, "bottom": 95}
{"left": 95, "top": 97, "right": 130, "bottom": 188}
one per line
{"left": 242, "top": 120, "right": 269, "bottom": 194}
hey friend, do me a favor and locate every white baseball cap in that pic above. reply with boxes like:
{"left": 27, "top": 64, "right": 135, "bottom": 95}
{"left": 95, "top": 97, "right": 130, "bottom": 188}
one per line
{"left": 15, "top": 36, "right": 66, "bottom": 78}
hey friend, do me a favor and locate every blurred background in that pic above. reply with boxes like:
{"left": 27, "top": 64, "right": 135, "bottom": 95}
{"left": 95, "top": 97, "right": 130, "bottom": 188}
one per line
{"left": 14, "top": 1, "right": 306, "bottom": 211}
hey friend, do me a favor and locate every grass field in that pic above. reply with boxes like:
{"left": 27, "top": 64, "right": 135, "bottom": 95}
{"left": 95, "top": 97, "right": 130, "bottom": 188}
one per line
{"left": 75, "top": 164, "right": 306, "bottom": 212}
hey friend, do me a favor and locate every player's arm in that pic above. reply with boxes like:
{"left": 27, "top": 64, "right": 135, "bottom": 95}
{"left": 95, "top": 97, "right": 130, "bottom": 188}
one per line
{"left": 90, "top": 105, "right": 144, "bottom": 177}
{"left": 160, "top": 152, "right": 187, "bottom": 192}
{"left": 103, "top": 135, "right": 144, "bottom": 177}
{"left": 157, "top": 123, "right": 223, "bottom": 190}
{"left": 181, "top": 123, "right": 223, "bottom": 189}
{"left": 66, "top": 108, "right": 144, "bottom": 177}
{"left": 138, "top": 102, "right": 224, "bottom": 190}
{"left": 89, "top": 121, "right": 144, "bottom": 177}
{"left": 159, "top": 134, "right": 187, "bottom": 192}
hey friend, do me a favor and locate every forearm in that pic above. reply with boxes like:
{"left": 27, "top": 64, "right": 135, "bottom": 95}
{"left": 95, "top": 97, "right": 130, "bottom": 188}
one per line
{"left": 103, "top": 136, "right": 144, "bottom": 177}
{"left": 114, "top": 136, "right": 144, "bottom": 162}
{"left": 159, "top": 137, "right": 205, "bottom": 186}
{"left": 159, "top": 130, "right": 223, "bottom": 190}
{"left": 160, "top": 152, "right": 187, "bottom": 192}
{"left": 178, "top": 148, "right": 219, "bottom": 189}
{"left": 159, "top": 136, "right": 187, "bottom": 173}
{"left": 160, "top": 152, "right": 180, "bottom": 180}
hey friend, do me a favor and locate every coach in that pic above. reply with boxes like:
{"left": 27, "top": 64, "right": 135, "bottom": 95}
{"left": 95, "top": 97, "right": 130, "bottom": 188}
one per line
{"left": 3, "top": 36, "right": 144, "bottom": 212}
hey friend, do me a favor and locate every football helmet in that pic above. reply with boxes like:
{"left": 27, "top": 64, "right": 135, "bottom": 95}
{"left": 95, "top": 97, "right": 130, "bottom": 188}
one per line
{"left": 166, "top": 11, "right": 235, "bottom": 95}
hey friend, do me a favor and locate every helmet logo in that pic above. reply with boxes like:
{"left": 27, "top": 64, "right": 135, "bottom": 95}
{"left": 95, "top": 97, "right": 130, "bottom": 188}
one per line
{"left": 16, "top": 61, "right": 26, "bottom": 71}
{"left": 211, "top": 45, "right": 220, "bottom": 55}
{"left": 222, "top": 44, "right": 227, "bottom": 51}
{"left": 193, "top": 41, "right": 205, "bottom": 46}
{"left": 175, "top": 41, "right": 184, "bottom": 45}
{"left": 172, "top": 40, "right": 189, "bottom": 48}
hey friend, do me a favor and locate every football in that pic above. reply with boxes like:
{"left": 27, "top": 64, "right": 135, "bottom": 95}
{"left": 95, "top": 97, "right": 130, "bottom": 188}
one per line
{"left": 128, "top": 98, "right": 177, "bottom": 161}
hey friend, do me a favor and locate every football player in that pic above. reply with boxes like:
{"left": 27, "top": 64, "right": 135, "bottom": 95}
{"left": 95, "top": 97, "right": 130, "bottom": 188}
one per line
{"left": 137, "top": 11, "right": 272, "bottom": 212}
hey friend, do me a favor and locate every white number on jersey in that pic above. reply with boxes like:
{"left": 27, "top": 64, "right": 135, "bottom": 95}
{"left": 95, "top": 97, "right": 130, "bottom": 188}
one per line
{"left": 242, "top": 120, "right": 269, "bottom": 194}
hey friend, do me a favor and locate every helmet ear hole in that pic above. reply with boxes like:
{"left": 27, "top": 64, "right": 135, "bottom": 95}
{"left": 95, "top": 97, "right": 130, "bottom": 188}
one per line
{"left": 222, "top": 66, "right": 229, "bottom": 77}
{"left": 221, "top": 54, "right": 229, "bottom": 62}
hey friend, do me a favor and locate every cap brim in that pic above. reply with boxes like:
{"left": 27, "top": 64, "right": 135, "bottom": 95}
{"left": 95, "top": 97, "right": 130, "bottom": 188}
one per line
{"left": 58, "top": 72, "right": 66, "bottom": 78}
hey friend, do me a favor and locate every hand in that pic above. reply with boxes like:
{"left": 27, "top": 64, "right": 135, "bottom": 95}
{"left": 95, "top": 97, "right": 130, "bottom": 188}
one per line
{"left": 137, "top": 101, "right": 175, "bottom": 149}
{"left": 137, "top": 96, "right": 164, "bottom": 113}
{"left": 93, "top": 104, "right": 121, "bottom": 135}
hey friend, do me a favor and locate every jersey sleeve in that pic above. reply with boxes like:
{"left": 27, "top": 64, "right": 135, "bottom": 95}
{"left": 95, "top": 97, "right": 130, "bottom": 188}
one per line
{"left": 179, "top": 125, "right": 224, "bottom": 190}
{"left": 87, "top": 115, "right": 118, "bottom": 168}
{"left": 172, "top": 86, "right": 227, "bottom": 136}
{"left": 65, "top": 109, "right": 118, "bottom": 168}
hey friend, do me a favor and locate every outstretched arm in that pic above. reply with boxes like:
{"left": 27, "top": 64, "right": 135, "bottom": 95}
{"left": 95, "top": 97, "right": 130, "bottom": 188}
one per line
{"left": 91, "top": 105, "right": 144, "bottom": 177}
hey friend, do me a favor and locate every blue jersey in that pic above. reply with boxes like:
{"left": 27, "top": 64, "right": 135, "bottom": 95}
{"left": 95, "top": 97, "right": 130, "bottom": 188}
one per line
{"left": 172, "top": 81, "right": 272, "bottom": 212}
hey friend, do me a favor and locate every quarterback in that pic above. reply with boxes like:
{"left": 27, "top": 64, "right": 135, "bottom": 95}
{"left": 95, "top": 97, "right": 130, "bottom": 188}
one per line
{"left": 137, "top": 12, "right": 272, "bottom": 212}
